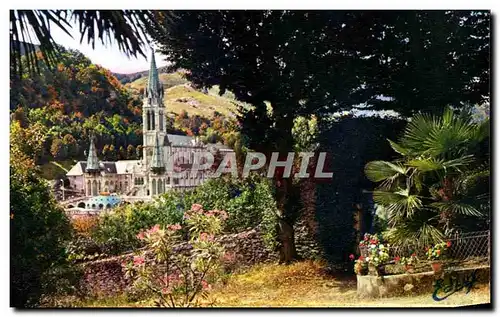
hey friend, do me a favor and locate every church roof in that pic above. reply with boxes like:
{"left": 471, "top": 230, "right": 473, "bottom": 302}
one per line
{"left": 166, "top": 134, "right": 200, "bottom": 147}
{"left": 146, "top": 48, "right": 163, "bottom": 100}
{"left": 67, "top": 161, "right": 139, "bottom": 176}
{"left": 86, "top": 138, "right": 100, "bottom": 172}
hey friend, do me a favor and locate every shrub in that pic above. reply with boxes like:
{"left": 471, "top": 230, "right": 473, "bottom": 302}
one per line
{"left": 124, "top": 204, "right": 227, "bottom": 307}
{"left": 71, "top": 216, "right": 98, "bottom": 237}
{"left": 10, "top": 166, "right": 72, "bottom": 307}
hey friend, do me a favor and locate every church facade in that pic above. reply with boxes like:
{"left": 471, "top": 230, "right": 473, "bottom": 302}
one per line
{"left": 66, "top": 51, "right": 231, "bottom": 199}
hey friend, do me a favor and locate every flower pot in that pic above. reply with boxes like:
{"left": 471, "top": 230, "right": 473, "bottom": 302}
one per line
{"left": 404, "top": 264, "right": 415, "bottom": 274}
{"left": 431, "top": 261, "right": 443, "bottom": 273}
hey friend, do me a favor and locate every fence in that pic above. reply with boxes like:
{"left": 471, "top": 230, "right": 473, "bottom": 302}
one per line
{"left": 361, "top": 230, "right": 490, "bottom": 264}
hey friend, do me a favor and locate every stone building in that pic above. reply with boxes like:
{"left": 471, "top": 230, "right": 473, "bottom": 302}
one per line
{"left": 66, "top": 50, "right": 232, "bottom": 199}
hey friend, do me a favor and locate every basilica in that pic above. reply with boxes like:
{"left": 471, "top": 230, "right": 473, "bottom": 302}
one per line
{"left": 66, "top": 51, "right": 232, "bottom": 199}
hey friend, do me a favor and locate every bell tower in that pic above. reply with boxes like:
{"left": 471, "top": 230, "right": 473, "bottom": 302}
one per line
{"left": 142, "top": 48, "right": 168, "bottom": 168}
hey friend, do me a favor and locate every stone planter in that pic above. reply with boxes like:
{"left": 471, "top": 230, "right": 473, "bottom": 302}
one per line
{"left": 404, "top": 264, "right": 415, "bottom": 274}
{"left": 369, "top": 264, "right": 386, "bottom": 276}
{"left": 357, "top": 266, "right": 490, "bottom": 299}
{"left": 357, "top": 267, "right": 369, "bottom": 276}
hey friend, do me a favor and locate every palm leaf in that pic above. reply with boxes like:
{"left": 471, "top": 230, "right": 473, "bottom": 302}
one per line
{"left": 431, "top": 200, "right": 485, "bottom": 217}
{"left": 10, "top": 10, "right": 169, "bottom": 77}
{"left": 364, "top": 160, "right": 407, "bottom": 183}
{"left": 388, "top": 139, "right": 410, "bottom": 156}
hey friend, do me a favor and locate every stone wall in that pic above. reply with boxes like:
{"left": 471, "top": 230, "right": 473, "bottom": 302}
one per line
{"left": 357, "top": 266, "right": 490, "bottom": 299}
{"left": 78, "top": 226, "right": 279, "bottom": 297}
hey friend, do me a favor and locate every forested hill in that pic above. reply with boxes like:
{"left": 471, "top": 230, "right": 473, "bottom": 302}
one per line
{"left": 10, "top": 47, "right": 242, "bottom": 180}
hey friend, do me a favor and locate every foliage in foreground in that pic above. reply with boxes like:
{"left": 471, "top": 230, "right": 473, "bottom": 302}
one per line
{"left": 124, "top": 204, "right": 228, "bottom": 307}
{"left": 10, "top": 164, "right": 72, "bottom": 307}
{"left": 365, "top": 107, "right": 490, "bottom": 248}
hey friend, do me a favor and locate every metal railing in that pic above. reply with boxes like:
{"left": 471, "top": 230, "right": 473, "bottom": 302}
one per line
{"left": 361, "top": 230, "right": 490, "bottom": 264}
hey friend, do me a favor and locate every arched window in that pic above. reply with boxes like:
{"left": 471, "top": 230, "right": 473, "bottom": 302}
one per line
{"left": 147, "top": 110, "right": 151, "bottom": 130}
{"left": 106, "top": 204, "right": 111, "bottom": 209}
{"left": 92, "top": 180, "right": 98, "bottom": 196}
{"left": 158, "top": 179, "right": 163, "bottom": 194}
{"left": 159, "top": 111, "right": 164, "bottom": 131}
{"left": 152, "top": 111, "right": 156, "bottom": 129}
{"left": 87, "top": 180, "right": 91, "bottom": 196}
{"left": 98, "top": 204, "right": 103, "bottom": 210}
{"left": 152, "top": 179, "right": 157, "bottom": 195}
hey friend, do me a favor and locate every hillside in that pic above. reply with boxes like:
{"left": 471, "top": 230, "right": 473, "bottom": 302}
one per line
{"left": 125, "top": 73, "right": 242, "bottom": 118}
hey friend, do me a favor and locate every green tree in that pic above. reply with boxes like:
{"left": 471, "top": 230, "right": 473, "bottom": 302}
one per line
{"left": 364, "top": 108, "right": 490, "bottom": 248}
{"left": 150, "top": 10, "right": 490, "bottom": 262}
{"left": 62, "top": 133, "right": 78, "bottom": 158}
{"left": 50, "top": 138, "right": 67, "bottom": 160}
{"left": 118, "top": 146, "right": 127, "bottom": 160}
{"left": 127, "top": 144, "right": 136, "bottom": 159}
{"left": 136, "top": 145, "right": 143, "bottom": 159}
{"left": 10, "top": 165, "right": 72, "bottom": 307}
{"left": 108, "top": 144, "right": 117, "bottom": 161}
{"left": 101, "top": 144, "right": 110, "bottom": 160}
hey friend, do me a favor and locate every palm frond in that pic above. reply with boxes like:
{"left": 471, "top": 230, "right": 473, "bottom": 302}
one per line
{"left": 373, "top": 190, "right": 422, "bottom": 220}
{"left": 10, "top": 10, "right": 168, "bottom": 77}
{"left": 364, "top": 160, "right": 407, "bottom": 183}
{"left": 388, "top": 139, "right": 410, "bottom": 156}
{"left": 385, "top": 221, "right": 444, "bottom": 249}
{"left": 430, "top": 201, "right": 484, "bottom": 217}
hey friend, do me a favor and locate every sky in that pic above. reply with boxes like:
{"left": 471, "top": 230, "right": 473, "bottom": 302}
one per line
{"left": 49, "top": 19, "right": 168, "bottom": 74}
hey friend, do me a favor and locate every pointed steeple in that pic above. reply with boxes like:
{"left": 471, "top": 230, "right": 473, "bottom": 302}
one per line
{"left": 86, "top": 135, "right": 100, "bottom": 173}
{"left": 151, "top": 132, "right": 165, "bottom": 173}
{"left": 146, "top": 48, "right": 163, "bottom": 100}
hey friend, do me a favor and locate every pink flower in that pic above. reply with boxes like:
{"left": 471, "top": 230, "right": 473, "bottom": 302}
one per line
{"left": 149, "top": 224, "right": 160, "bottom": 233}
{"left": 446, "top": 241, "right": 452, "bottom": 248}
{"left": 191, "top": 204, "right": 203, "bottom": 213}
{"left": 349, "top": 254, "right": 355, "bottom": 261}
{"left": 161, "top": 286, "right": 172, "bottom": 294}
{"left": 167, "top": 223, "right": 182, "bottom": 231}
{"left": 133, "top": 256, "right": 145, "bottom": 266}
{"left": 136, "top": 231, "right": 145, "bottom": 240}
{"left": 218, "top": 210, "right": 229, "bottom": 220}
{"left": 200, "top": 232, "right": 214, "bottom": 242}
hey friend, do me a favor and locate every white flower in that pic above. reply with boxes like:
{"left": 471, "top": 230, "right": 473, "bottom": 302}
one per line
{"left": 370, "top": 244, "right": 376, "bottom": 249}
{"left": 379, "top": 251, "right": 384, "bottom": 255}
{"left": 379, "top": 244, "right": 385, "bottom": 249}
{"left": 365, "top": 257, "right": 370, "bottom": 261}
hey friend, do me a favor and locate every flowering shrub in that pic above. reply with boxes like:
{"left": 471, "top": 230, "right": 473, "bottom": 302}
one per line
{"left": 426, "top": 241, "right": 451, "bottom": 261}
{"left": 124, "top": 204, "right": 228, "bottom": 307}
{"left": 359, "top": 233, "right": 390, "bottom": 267}
{"left": 359, "top": 233, "right": 381, "bottom": 248}
{"left": 350, "top": 254, "right": 368, "bottom": 275}
{"left": 368, "top": 243, "right": 390, "bottom": 267}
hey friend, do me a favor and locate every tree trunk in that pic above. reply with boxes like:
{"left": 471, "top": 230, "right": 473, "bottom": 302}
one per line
{"left": 273, "top": 114, "right": 298, "bottom": 263}
{"left": 278, "top": 217, "right": 297, "bottom": 263}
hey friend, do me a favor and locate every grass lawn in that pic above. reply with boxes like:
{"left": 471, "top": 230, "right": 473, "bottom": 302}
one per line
{"left": 39, "top": 160, "right": 77, "bottom": 180}
{"left": 69, "top": 261, "right": 490, "bottom": 308}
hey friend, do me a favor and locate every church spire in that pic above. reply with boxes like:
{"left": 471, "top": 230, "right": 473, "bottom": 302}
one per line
{"left": 151, "top": 132, "right": 165, "bottom": 173}
{"left": 146, "top": 48, "right": 163, "bottom": 101}
{"left": 86, "top": 135, "right": 100, "bottom": 173}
